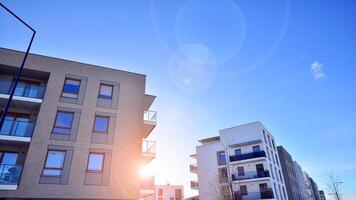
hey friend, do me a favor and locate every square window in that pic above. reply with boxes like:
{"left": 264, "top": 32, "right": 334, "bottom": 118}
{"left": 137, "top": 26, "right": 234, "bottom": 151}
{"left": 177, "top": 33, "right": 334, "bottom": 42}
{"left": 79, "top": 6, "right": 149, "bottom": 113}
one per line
{"left": 240, "top": 185, "right": 248, "bottom": 195}
{"left": 53, "top": 111, "right": 74, "bottom": 134}
{"left": 62, "top": 78, "right": 80, "bottom": 98}
{"left": 87, "top": 153, "right": 104, "bottom": 172}
{"left": 99, "top": 84, "right": 113, "bottom": 99}
{"left": 237, "top": 166, "right": 245, "bottom": 176}
{"left": 43, "top": 150, "right": 66, "bottom": 176}
{"left": 93, "top": 116, "right": 109, "bottom": 133}
{"left": 235, "top": 149, "right": 242, "bottom": 155}
{"left": 253, "top": 145, "right": 261, "bottom": 152}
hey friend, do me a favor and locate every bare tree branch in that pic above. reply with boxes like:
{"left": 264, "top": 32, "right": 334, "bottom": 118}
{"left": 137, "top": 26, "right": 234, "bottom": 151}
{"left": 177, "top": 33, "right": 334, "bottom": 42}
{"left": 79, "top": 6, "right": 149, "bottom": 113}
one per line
{"left": 325, "top": 170, "right": 344, "bottom": 200}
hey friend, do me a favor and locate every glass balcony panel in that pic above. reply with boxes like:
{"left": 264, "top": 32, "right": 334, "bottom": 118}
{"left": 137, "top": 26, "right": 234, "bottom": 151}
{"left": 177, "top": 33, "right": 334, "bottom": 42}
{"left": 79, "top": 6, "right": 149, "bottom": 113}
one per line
{"left": 0, "top": 164, "right": 23, "bottom": 185}
{"left": 0, "top": 120, "right": 34, "bottom": 137}
{"left": 0, "top": 80, "right": 45, "bottom": 99}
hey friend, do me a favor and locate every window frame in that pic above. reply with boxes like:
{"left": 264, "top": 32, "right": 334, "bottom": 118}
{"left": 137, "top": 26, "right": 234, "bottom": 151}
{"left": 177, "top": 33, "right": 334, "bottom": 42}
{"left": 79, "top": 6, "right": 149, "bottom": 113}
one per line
{"left": 240, "top": 185, "right": 248, "bottom": 195}
{"left": 98, "top": 83, "right": 113, "bottom": 99}
{"left": 61, "top": 78, "right": 81, "bottom": 99}
{"left": 252, "top": 145, "right": 261, "bottom": 152}
{"left": 237, "top": 166, "right": 245, "bottom": 176}
{"left": 93, "top": 115, "right": 110, "bottom": 133}
{"left": 53, "top": 111, "right": 74, "bottom": 134}
{"left": 86, "top": 152, "right": 105, "bottom": 173}
{"left": 42, "top": 150, "right": 66, "bottom": 177}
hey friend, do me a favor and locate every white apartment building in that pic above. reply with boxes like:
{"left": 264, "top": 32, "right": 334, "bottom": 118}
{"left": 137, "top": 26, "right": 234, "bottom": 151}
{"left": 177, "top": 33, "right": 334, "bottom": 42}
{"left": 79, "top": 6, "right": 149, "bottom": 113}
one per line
{"left": 190, "top": 122, "right": 288, "bottom": 200}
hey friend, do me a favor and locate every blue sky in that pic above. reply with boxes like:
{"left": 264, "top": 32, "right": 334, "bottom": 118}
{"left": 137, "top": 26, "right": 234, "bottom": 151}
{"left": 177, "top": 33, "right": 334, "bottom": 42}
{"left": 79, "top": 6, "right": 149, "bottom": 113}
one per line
{"left": 1, "top": 0, "right": 355, "bottom": 198}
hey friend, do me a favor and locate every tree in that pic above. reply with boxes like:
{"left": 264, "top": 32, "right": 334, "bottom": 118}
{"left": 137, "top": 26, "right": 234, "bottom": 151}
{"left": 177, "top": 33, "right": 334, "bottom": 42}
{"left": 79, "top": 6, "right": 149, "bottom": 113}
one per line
{"left": 325, "top": 171, "right": 343, "bottom": 200}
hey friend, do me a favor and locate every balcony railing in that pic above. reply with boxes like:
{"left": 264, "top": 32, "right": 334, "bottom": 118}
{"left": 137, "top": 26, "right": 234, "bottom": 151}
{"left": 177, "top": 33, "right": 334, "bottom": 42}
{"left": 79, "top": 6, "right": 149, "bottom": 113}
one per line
{"left": 142, "top": 140, "right": 156, "bottom": 155}
{"left": 143, "top": 110, "right": 157, "bottom": 123}
{"left": 0, "top": 80, "right": 46, "bottom": 99}
{"left": 229, "top": 151, "right": 266, "bottom": 162}
{"left": 232, "top": 170, "right": 270, "bottom": 181}
{"left": 234, "top": 189, "right": 274, "bottom": 200}
{"left": 0, "top": 120, "right": 34, "bottom": 138}
{"left": 0, "top": 164, "right": 23, "bottom": 185}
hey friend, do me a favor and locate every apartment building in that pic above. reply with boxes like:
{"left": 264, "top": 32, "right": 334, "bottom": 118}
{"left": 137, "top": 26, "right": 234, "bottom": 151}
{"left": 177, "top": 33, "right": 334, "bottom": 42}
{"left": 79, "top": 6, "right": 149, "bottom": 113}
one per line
{"left": 303, "top": 172, "right": 316, "bottom": 200}
{"left": 0, "top": 48, "right": 157, "bottom": 199}
{"left": 309, "top": 178, "right": 320, "bottom": 200}
{"left": 155, "top": 184, "right": 183, "bottom": 200}
{"left": 277, "top": 146, "right": 302, "bottom": 200}
{"left": 318, "top": 191, "right": 325, "bottom": 200}
{"left": 191, "top": 121, "right": 288, "bottom": 200}
{"left": 293, "top": 161, "right": 308, "bottom": 200}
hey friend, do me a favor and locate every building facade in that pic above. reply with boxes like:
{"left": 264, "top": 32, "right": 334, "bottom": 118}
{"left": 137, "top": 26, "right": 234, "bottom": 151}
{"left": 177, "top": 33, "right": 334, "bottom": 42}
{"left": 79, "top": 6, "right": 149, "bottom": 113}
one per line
{"left": 191, "top": 122, "right": 288, "bottom": 200}
{"left": 293, "top": 161, "right": 308, "bottom": 200}
{"left": 309, "top": 178, "right": 320, "bottom": 200}
{"left": 0, "top": 48, "right": 157, "bottom": 199}
{"left": 303, "top": 172, "right": 316, "bottom": 200}
{"left": 155, "top": 184, "right": 183, "bottom": 200}
{"left": 277, "top": 146, "right": 302, "bottom": 200}
{"left": 319, "top": 191, "right": 325, "bottom": 200}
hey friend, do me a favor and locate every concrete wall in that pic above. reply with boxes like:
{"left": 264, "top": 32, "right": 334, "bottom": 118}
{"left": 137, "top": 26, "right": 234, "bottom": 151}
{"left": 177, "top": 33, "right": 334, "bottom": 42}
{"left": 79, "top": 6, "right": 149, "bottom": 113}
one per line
{"left": 0, "top": 48, "right": 151, "bottom": 199}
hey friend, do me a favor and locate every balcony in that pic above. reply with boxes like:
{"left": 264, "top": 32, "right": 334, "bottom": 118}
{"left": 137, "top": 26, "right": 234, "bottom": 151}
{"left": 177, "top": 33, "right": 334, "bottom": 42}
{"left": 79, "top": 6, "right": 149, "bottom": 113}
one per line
{"left": 143, "top": 110, "right": 157, "bottom": 137}
{"left": 232, "top": 170, "right": 270, "bottom": 182}
{"left": 190, "top": 180, "right": 198, "bottom": 190}
{"left": 234, "top": 189, "right": 274, "bottom": 200}
{"left": 229, "top": 151, "right": 266, "bottom": 163}
{"left": 0, "top": 80, "right": 46, "bottom": 107}
{"left": 260, "top": 188, "right": 274, "bottom": 199}
{"left": 142, "top": 140, "right": 156, "bottom": 163}
{"left": 0, "top": 120, "right": 34, "bottom": 142}
{"left": 0, "top": 164, "right": 23, "bottom": 190}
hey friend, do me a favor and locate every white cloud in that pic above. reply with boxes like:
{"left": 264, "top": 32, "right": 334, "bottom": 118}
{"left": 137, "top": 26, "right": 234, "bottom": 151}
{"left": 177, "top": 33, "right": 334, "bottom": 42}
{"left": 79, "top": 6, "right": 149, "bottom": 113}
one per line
{"left": 310, "top": 61, "right": 326, "bottom": 80}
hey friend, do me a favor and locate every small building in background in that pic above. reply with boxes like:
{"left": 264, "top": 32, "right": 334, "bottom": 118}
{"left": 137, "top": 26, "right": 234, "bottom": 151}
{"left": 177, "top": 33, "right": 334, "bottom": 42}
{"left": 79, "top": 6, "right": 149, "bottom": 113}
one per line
{"left": 319, "top": 190, "right": 326, "bottom": 200}
{"left": 155, "top": 184, "right": 184, "bottom": 200}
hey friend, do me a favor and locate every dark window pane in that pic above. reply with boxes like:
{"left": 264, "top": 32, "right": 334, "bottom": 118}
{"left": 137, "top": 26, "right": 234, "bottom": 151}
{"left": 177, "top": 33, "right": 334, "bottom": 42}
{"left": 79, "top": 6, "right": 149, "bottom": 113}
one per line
{"left": 62, "top": 79, "right": 80, "bottom": 98}
{"left": 87, "top": 153, "right": 104, "bottom": 171}
{"left": 94, "top": 116, "right": 109, "bottom": 132}
{"left": 235, "top": 149, "right": 242, "bottom": 155}
{"left": 253, "top": 145, "right": 260, "bottom": 152}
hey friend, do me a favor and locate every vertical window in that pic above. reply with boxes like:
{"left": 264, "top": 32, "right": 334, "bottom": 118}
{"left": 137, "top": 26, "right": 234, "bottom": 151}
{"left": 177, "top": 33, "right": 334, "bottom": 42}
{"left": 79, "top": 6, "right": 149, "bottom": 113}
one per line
{"left": 279, "top": 170, "right": 283, "bottom": 183}
{"left": 240, "top": 185, "right": 248, "bottom": 195}
{"left": 219, "top": 167, "right": 228, "bottom": 183}
{"left": 272, "top": 139, "right": 276, "bottom": 150}
{"left": 87, "top": 153, "right": 104, "bottom": 172}
{"left": 252, "top": 145, "right": 260, "bottom": 152}
{"left": 98, "top": 83, "right": 113, "bottom": 99}
{"left": 217, "top": 151, "right": 226, "bottom": 165}
{"left": 235, "top": 149, "right": 242, "bottom": 155}
{"left": 266, "top": 147, "right": 270, "bottom": 160}
{"left": 93, "top": 116, "right": 109, "bottom": 133}
{"left": 62, "top": 78, "right": 80, "bottom": 98}
{"left": 43, "top": 150, "right": 66, "bottom": 176}
{"left": 270, "top": 164, "right": 274, "bottom": 179}
{"left": 53, "top": 111, "right": 74, "bottom": 134}
{"left": 237, "top": 166, "right": 245, "bottom": 176}
{"left": 271, "top": 150, "right": 275, "bottom": 163}
{"left": 275, "top": 154, "right": 279, "bottom": 166}
{"left": 158, "top": 188, "right": 163, "bottom": 196}
{"left": 267, "top": 135, "right": 271, "bottom": 147}
{"left": 263, "top": 129, "right": 267, "bottom": 143}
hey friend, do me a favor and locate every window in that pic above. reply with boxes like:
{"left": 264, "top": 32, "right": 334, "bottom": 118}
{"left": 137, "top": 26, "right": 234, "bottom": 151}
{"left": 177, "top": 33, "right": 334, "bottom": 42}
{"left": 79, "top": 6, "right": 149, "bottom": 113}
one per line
{"left": 175, "top": 188, "right": 182, "bottom": 197}
{"left": 93, "top": 116, "right": 109, "bottom": 133}
{"left": 43, "top": 150, "right": 66, "bottom": 176}
{"left": 272, "top": 139, "right": 276, "bottom": 150}
{"left": 267, "top": 135, "right": 271, "bottom": 147}
{"left": 259, "top": 183, "right": 268, "bottom": 192}
{"left": 53, "top": 111, "right": 74, "bottom": 134}
{"left": 158, "top": 188, "right": 163, "bottom": 196}
{"left": 219, "top": 167, "right": 228, "bottom": 183}
{"left": 270, "top": 164, "right": 274, "bottom": 179}
{"left": 275, "top": 154, "right": 279, "bottom": 166}
{"left": 0, "top": 152, "right": 18, "bottom": 165}
{"left": 263, "top": 129, "right": 267, "bottom": 143}
{"left": 237, "top": 166, "right": 245, "bottom": 176}
{"left": 87, "top": 153, "right": 104, "bottom": 172}
{"left": 62, "top": 78, "right": 80, "bottom": 98}
{"left": 266, "top": 147, "right": 270, "bottom": 159}
{"left": 252, "top": 145, "right": 260, "bottom": 152}
{"left": 279, "top": 170, "right": 283, "bottom": 183}
{"left": 217, "top": 151, "right": 226, "bottom": 165}
{"left": 235, "top": 149, "right": 242, "bottom": 155}
{"left": 271, "top": 150, "right": 275, "bottom": 163}
{"left": 99, "top": 83, "right": 113, "bottom": 99}
{"left": 240, "top": 185, "right": 248, "bottom": 195}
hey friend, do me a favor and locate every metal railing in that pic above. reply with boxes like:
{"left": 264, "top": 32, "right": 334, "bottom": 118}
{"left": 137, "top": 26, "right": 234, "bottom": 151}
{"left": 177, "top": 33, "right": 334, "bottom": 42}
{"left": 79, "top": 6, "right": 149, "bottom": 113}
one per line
{"left": 232, "top": 170, "right": 270, "bottom": 181}
{"left": 0, "top": 120, "right": 34, "bottom": 137}
{"left": 142, "top": 140, "right": 156, "bottom": 154}
{"left": 143, "top": 110, "right": 157, "bottom": 123}
{"left": 234, "top": 189, "right": 274, "bottom": 200}
{"left": 0, "top": 164, "right": 23, "bottom": 185}
{"left": 0, "top": 80, "right": 46, "bottom": 99}
{"left": 229, "top": 151, "right": 266, "bottom": 162}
